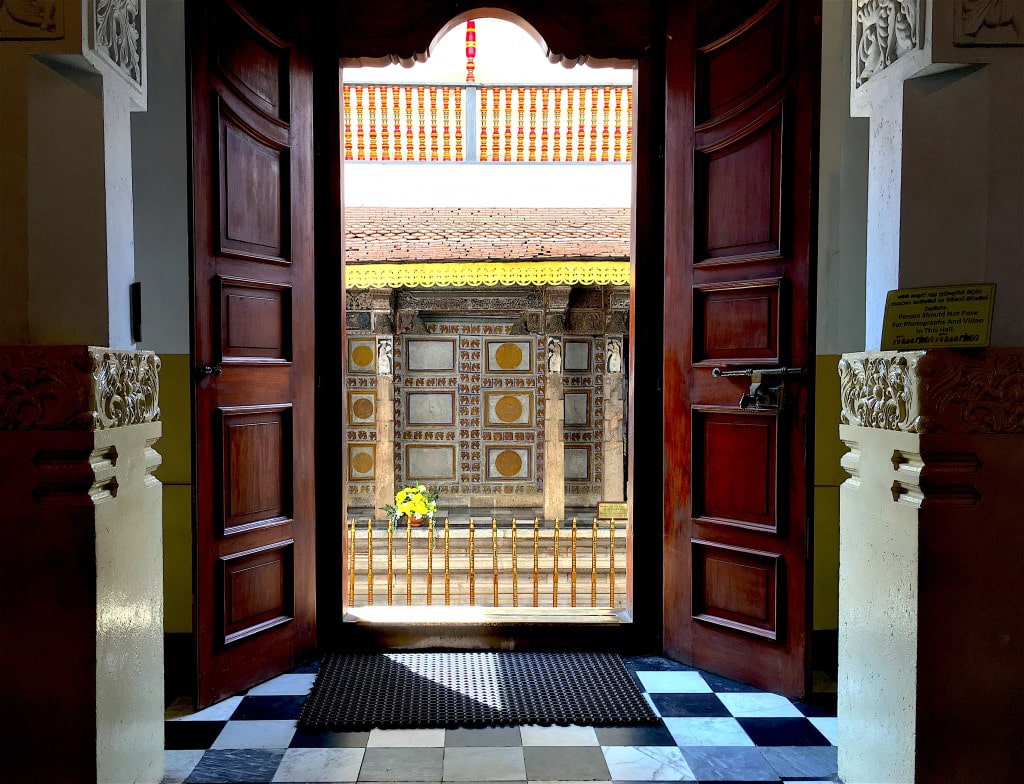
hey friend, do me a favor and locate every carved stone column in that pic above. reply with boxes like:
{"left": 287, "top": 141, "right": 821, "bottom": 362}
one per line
{"left": 375, "top": 336, "right": 395, "bottom": 520}
{"left": 602, "top": 336, "right": 625, "bottom": 503}
{"left": 543, "top": 336, "right": 565, "bottom": 521}
{"left": 0, "top": 346, "right": 163, "bottom": 784}
{"left": 837, "top": 349, "right": 1024, "bottom": 784}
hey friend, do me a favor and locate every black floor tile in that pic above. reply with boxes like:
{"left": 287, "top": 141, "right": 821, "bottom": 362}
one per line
{"left": 700, "top": 672, "right": 766, "bottom": 693}
{"left": 595, "top": 723, "right": 678, "bottom": 746}
{"left": 650, "top": 692, "right": 732, "bottom": 717}
{"left": 288, "top": 728, "right": 370, "bottom": 748}
{"left": 290, "top": 660, "right": 321, "bottom": 674}
{"left": 164, "top": 720, "right": 227, "bottom": 750}
{"left": 231, "top": 694, "right": 306, "bottom": 721}
{"left": 622, "top": 655, "right": 696, "bottom": 672}
{"left": 792, "top": 693, "right": 838, "bottom": 717}
{"left": 185, "top": 748, "right": 284, "bottom": 783}
{"left": 736, "top": 717, "right": 832, "bottom": 747}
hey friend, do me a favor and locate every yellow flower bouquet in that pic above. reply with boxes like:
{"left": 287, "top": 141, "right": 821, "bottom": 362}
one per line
{"left": 382, "top": 484, "right": 439, "bottom": 528}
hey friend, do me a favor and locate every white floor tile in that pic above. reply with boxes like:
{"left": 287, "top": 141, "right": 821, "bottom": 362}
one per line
{"left": 248, "top": 673, "right": 317, "bottom": 696}
{"left": 210, "top": 719, "right": 297, "bottom": 749}
{"left": 271, "top": 747, "right": 363, "bottom": 782}
{"left": 163, "top": 749, "right": 205, "bottom": 783}
{"left": 662, "top": 717, "right": 755, "bottom": 747}
{"left": 635, "top": 671, "right": 712, "bottom": 693}
{"left": 519, "top": 724, "right": 600, "bottom": 746}
{"left": 716, "top": 692, "right": 804, "bottom": 717}
{"left": 601, "top": 745, "right": 696, "bottom": 781}
{"left": 809, "top": 716, "right": 839, "bottom": 745}
{"left": 366, "top": 727, "right": 446, "bottom": 747}
{"left": 174, "top": 696, "right": 243, "bottom": 722}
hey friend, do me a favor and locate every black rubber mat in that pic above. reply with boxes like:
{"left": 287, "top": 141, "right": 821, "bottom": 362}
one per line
{"left": 298, "top": 651, "right": 660, "bottom": 730}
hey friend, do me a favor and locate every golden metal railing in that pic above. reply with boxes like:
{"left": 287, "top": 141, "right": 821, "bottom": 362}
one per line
{"left": 346, "top": 516, "right": 626, "bottom": 609}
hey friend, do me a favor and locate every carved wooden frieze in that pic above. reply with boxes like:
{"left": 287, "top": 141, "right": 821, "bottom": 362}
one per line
{"left": 0, "top": 0, "right": 63, "bottom": 39}
{"left": 839, "top": 348, "right": 1024, "bottom": 434}
{"left": 956, "top": 0, "right": 1024, "bottom": 45}
{"left": 0, "top": 346, "right": 160, "bottom": 431}
{"left": 855, "top": 0, "right": 922, "bottom": 87}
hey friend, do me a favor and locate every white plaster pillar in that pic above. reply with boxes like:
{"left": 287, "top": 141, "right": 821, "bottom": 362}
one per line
{"left": 375, "top": 336, "right": 395, "bottom": 520}
{"left": 842, "top": 3, "right": 1024, "bottom": 781}
{"left": 602, "top": 337, "right": 625, "bottom": 502}
{"left": 1, "top": 0, "right": 148, "bottom": 349}
{"left": 543, "top": 336, "right": 565, "bottom": 520}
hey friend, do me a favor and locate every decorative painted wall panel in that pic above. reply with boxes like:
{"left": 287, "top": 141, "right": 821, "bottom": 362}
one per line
{"left": 345, "top": 336, "right": 379, "bottom": 505}
{"left": 348, "top": 443, "right": 375, "bottom": 481}
{"left": 563, "top": 337, "right": 605, "bottom": 502}
{"left": 394, "top": 323, "right": 545, "bottom": 503}
{"left": 347, "top": 337, "right": 377, "bottom": 374}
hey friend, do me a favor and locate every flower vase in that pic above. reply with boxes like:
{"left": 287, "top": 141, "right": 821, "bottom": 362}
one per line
{"left": 407, "top": 514, "right": 426, "bottom": 528}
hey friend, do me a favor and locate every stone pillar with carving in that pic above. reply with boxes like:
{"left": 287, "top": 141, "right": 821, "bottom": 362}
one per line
{"left": 602, "top": 336, "right": 625, "bottom": 503}
{"left": 543, "top": 336, "right": 565, "bottom": 521}
{"left": 0, "top": 346, "right": 164, "bottom": 784}
{"left": 837, "top": 349, "right": 1024, "bottom": 783}
{"left": 375, "top": 335, "right": 395, "bottom": 520}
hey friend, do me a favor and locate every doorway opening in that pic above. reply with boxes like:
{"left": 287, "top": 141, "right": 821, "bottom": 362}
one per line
{"left": 339, "top": 16, "right": 637, "bottom": 627}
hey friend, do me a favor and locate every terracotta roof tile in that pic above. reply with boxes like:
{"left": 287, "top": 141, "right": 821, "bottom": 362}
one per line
{"left": 344, "top": 207, "right": 630, "bottom": 262}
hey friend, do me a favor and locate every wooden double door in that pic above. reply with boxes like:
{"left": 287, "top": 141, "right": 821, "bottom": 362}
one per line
{"left": 188, "top": 0, "right": 818, "bottom": 706}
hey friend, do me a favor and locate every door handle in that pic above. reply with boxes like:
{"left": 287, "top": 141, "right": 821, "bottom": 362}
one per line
{"left": 712, "top": 366, "right": 803, "bottom": 410}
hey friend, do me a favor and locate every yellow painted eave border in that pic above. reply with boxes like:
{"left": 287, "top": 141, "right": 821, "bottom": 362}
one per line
{"left": 345, "top": 260, "right": 631, "bottom": 289}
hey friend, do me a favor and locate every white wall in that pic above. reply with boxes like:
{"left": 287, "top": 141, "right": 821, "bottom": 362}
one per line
{"left": 131, "top": 0, "right": 189, "bottom": 355}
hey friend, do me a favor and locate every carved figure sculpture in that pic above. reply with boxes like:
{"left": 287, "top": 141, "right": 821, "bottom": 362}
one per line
{"left": 546, "top": 337, "right": 562, "bottom": 374}
{"left": 607, "top": 337, "right": 623, "bottom": 373}
{"left": 377, "top": 336, "right": 393, "bottom": 375}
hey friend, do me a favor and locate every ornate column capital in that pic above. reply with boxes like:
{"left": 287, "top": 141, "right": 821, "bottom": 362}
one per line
{"left": 0, "top": 345, "right": 161, "bottom": 431}
{"left": 839, "top": 348, "right": 1024, "bottom": 434}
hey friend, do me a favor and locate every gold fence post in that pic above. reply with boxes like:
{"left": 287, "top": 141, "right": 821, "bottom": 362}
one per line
{"left": 511, "top": 517, "right": 519, "bottom": 607}
{"left": 427, "top": 516, "right": 434, "bottom": 606}
{"left": 571, "top": 517, "right": 578, "bottom": 608}
{"left": 469, "top": 518, "right": 476, "bottom": 606}
{"left": 367, "top": 518, "right": 374, "bottom": 606}
{"left": 492, "top": 517, "right": 499, "bottom": 606}
{"left": 406, "top": 516, "right": 412, "bottom": 605}
{"left": 387, "top": 521, "right": 394, "bottom": 606}
{"left": 348, "top": 517, "right": 356, "bottom": 605}
{"left": 591, "top": 517, "right": 598, "bottom": 607}
{"left": 552, "top": 518, "right": 560, "bottom": 608}
{"left": 609, "top": 518, "right": 616, "bottom": 607}
{"left": 532, "top": 517, "right": 539, "bottom": 607}
{"left": 444, "top": 518, "right": 451, "bottom": 606}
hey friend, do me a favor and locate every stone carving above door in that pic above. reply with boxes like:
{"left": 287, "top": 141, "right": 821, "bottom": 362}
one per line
{"left": 956, "top": 0, "right": 1024, "bottom": 45}
{"left": 839, "top": 349, "right": 1024, "bottom": 434}
{"left": 855, "top": 0, "right": 921, "bottom": 86}
{"left": 0, "top": 346, "right": 160, "bottom": 431}
{"left": 0, "top": 0, "right": 62, "bottom": 38}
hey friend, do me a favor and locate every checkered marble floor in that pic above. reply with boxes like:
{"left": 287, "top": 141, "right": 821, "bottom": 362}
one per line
{"left": 163, "top": 656, "right": 838, "bottom": 783}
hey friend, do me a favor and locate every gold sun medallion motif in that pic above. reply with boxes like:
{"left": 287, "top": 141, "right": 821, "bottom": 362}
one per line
{"left": 351, "top": 451, "right": 374, "bottom": 474}
{"left": 351, "top": 345, "right": 375, "bottom": 367}
{"left": 494, "top": 342, "right": 523, "bottom": 370}
{"left": 494, "top": 449, "right": 523, "bottom": 477}
{"left": 352, "top": 397, "right": 374, "bottom": 420}
{"left": 494, "top": 394, "right": 524, "bottom": 423}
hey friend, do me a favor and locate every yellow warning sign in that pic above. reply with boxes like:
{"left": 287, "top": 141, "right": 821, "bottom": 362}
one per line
{"left": 881, "top": 284, "right": 995, "bottom": 350}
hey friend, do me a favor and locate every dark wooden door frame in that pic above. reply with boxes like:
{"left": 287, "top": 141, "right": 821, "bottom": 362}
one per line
{"left": 312, "top": 1, "right": 666, "bottom": 653}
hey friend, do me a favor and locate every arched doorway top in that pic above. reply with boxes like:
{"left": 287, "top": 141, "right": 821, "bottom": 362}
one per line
{"left": 337, "top": 1, "right": 655, "bottom": 69}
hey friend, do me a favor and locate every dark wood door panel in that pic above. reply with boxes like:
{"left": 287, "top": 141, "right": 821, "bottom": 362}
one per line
{"left": 190, "top": 0, "right": 315, "bottom": 707}
{"left": 664, "top": 0, "right": 816, "bottom": 697}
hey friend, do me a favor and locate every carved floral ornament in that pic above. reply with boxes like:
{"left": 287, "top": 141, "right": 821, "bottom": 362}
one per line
{"left": 0, "top": 346, "right": 160, "bottom": 431}
{"left": 956, "top": 0, "right": 1024, "bottom": 44}
{"left": 855, "top": 0, "right": 921, "bottom": 87}
{"left": 94, "top": 0, "right": 143, "bottom": 86}
{"left": 0, "top": 0, "right": 63, "bottom": 39}
{"left": 839, "top": 349, "right": 1024, "bottom": 434}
